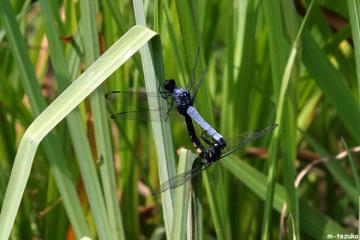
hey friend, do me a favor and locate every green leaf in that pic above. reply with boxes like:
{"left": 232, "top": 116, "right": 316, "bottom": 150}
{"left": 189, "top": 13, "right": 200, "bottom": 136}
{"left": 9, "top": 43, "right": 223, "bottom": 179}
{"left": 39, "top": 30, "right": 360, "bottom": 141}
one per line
{"left": 174, "top": 1, "right": 231, "bottom": 238}
{"left": 0, "top": 24, "right": 157, "bottom": 240}
{"left": 222, "top": 156, "right": 346, "bottom": 239}
{"left": 0, "top": 0, "right": 90, "bottom": 237}
{"left": 347, "top": 0, "right": 360, "bottom": 103}
{"left": 171, "top": 149, "right": 195, "bottom": 240}
{"left": 133, "top": 0, "right": 176, "bottom": 237}
{"left": 302, "top": 32, "right": 360, "bottom": 142}
{"left": 262, "top": 1, "right": 314, "bottom": 238}
{"left": 79, "top": 0, "right": 125, "bottom": 238}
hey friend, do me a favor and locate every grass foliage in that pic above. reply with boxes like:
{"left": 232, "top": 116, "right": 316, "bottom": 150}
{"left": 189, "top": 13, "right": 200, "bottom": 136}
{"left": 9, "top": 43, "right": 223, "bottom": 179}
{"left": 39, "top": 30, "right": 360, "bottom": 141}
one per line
{"left": 0, "top": 0, "right": 359, "bottom": 239}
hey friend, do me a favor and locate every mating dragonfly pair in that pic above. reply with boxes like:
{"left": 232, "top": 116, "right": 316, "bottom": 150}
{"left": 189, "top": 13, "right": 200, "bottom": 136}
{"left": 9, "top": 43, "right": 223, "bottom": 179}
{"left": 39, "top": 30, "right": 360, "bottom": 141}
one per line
{"left": 105, "top": 54, "right": 277, "bottom": 193}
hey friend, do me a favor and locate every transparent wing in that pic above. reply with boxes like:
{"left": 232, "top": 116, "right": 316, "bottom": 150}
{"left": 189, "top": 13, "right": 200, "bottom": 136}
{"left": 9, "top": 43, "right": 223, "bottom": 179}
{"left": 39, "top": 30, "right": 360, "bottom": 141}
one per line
{"left": 186, "top": 48, "right": 206, "bottom": 102}
{"left": 187, "top": 48, "right": 200, "bottom": 92}
{"left": 105, "top": 89, "right": 168, "bottom": 100}
{"left": 220, "top": 123, "right": 278, "bottom": 159}
{"left": 109, "top": 109, "right": 169, "bottom": 122}
{"left": 105, "top": 90, "right": 173, "bottom": 122}
{"left": 190, "top": 69, "right": 206, "bottom": 103}
{"left": 200, "top": 130, "right": 215, "bottom": 146}
{"left": 153, "top": 158, "right": 213, "bottom": 194}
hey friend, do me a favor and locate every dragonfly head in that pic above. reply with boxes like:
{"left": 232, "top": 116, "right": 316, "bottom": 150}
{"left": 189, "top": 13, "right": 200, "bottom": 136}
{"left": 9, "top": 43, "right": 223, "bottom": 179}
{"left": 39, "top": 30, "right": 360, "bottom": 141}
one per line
{"left": 164, "top": 79, "right": 176, "bottom": 91}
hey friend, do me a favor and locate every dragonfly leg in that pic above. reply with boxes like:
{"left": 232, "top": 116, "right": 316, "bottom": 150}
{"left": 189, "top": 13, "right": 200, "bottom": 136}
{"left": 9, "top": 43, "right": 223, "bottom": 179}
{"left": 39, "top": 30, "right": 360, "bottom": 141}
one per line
{"left": 199, "top": 158, "right": 208, "bottom": 165}
{"left": 200, "top": 133, "right": 214, "bottom": 146}
{"left": 165, "top": 99, "right": 174, "bottom": 121}
{"left": 158, "top": 84, "right": 170, "bottom": 99}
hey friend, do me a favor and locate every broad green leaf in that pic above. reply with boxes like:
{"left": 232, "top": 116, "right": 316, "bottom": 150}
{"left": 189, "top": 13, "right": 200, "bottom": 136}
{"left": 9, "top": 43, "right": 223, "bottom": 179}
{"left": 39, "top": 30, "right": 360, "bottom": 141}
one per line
{"left": 0, "top": 25, "right": 156, "bottom": 240}
{"left": 133, "top": 0, "right": 176, "bottom": 237}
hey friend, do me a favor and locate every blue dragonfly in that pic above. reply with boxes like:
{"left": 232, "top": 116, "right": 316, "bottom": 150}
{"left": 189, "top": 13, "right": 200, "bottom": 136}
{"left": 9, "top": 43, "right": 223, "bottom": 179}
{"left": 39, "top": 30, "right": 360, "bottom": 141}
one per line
{"left": 155, "top": 123, "right": 278, "bottom": 193}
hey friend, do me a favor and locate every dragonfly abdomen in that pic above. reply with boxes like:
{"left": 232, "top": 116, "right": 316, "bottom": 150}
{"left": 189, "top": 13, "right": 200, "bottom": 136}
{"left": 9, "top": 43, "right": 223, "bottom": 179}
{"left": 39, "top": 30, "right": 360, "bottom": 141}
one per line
{"left": 186, "top": 106, "right": 225, "bottom": 147}
{"left": 184, "top": 116, "right": 207, "bottom": 158}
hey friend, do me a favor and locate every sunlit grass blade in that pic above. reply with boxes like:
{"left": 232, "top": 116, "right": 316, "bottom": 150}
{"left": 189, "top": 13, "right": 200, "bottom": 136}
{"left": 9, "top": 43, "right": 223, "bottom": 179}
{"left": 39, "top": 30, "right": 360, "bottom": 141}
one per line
{"left": 0, "top": 0, "right": 91, "bottom": 238}
{"left": 40, "top": 0, "right": 126, "bottom": 238}
{"left": 0, "top": 24, "right": 156, "bottom": 240}
{"left": 171, "top": 149, "right": 194, "bottom": 240}
{"left": 133, "top": 0, "right": 176, "bottom": 237}
{"left": 191, "top": 157, "right": 203, "bottom": 240}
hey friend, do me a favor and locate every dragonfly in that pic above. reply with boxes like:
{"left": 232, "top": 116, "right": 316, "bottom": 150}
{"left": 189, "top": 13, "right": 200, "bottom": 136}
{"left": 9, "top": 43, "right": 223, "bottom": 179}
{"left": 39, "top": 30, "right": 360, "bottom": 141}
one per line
{"left": 154, "top": 123, "right": 278, "bottom": 194}
{"left": 105, "top": 49, "right": 225, "bottom": 148}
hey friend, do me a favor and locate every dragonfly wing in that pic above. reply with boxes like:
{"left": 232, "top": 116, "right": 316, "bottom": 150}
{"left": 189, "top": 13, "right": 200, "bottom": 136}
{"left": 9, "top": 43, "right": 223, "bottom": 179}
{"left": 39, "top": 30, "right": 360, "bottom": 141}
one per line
{"left": 105, "top": 90, "right": 171, "bottom": 108}
{"left": 190, "top": 69, "right": 206, "bottom": 102}
{"left": 187, "top": 47, "right": 200, "bottom": 92}
{"left": 200, "top": 130, "right": 215, "bottom": 146}
{"left": 186, "top": 47, "right": 206, "bottom": 102}
{"left": 105, "top": 90, "right": 166, "bottom": 101}
{"left": 109, "top": 109, "right": 169, "bottom": 122}
{"left": 220, "top": 123, "right": 278, "bottom": 159}
{"left": 154, "top": 158, "right": 212, "bottom": 194}
{"left": 105, "top": 90, "right": 172, "bottom": 121}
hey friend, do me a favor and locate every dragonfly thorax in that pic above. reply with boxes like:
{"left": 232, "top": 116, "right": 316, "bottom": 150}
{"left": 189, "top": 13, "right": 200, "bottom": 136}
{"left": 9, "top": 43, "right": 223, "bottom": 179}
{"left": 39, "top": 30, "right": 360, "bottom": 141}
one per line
{"left": 171, "top": 88, "right": 193, "bottom": 115}
{"left": 163, "top": 79, "right": 193, "bottom": 114}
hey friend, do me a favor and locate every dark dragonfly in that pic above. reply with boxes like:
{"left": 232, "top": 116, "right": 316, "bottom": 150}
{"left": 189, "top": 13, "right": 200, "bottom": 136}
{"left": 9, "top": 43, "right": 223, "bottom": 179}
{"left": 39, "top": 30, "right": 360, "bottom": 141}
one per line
{"left": 105, "top": 50, "right": 277, "bottom": 194}
{"left": 155, "top": 123, "right": 278, "bottom": 193}
{"left": 105, "top": 51, "right": 226, "bottom": 148}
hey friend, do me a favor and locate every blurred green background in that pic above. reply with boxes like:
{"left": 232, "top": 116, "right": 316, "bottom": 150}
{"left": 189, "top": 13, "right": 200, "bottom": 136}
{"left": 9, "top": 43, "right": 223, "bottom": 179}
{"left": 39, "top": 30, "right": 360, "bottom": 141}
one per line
{"left": 0, "top": 0, "right": 359, "bottom": 239}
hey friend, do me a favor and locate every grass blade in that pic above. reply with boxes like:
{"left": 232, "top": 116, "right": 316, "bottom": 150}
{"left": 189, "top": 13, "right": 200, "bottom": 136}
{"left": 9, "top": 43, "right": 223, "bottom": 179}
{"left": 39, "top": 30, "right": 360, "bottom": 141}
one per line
{"left": 191, "top": 159, "right": 203, "bottom": 240}
{"left": 0, "top": 0, "right": 91, "bottom": 237}
{"left": 174, "top": 1, "right": 231, "bottom": 238}
{"left": 0, "top": 25, "right": 157, "bottom": 240}
{"left": 261, "top": 0, "right": 289, "bottom": 236}
{"left": 79, "top": 0, "right": 125, "bottom": 238}
{"left": 222, "top": 156, "right": 346, "bottom": 239}
{"left": 262, "top": 1, "right": 314, "bottom": 238}
{"left": 133, "top": 0, "right": 176, "bottom": 237}
{"left": 347, "top": 0, "right": 360, "bottom": 103}
{"left": 302, "top": 32, "right": 360, "bottom": 143}
{"left": 171, "top": 149, "right": 194, "bottom": 240}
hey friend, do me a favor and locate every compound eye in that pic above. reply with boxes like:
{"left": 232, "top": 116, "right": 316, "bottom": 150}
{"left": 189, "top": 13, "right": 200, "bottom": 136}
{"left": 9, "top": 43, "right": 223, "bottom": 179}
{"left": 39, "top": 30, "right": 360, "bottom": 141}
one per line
{"left": 163, "top": 79, "right": 176, "bottom": 91}
{"left": 169, "top": 79, "right": 176, "bottom": 86}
